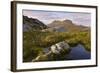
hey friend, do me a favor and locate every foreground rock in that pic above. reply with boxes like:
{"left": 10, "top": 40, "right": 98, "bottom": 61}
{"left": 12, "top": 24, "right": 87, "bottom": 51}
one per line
{"left": 50, "top": 41, "right": 70, "bottom": 54}
{"left": 32, "top": 41, "right": 71, "bottom": 62}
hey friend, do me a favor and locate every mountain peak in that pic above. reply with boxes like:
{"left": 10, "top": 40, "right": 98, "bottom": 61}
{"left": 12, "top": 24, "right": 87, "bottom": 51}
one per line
{"left": 63, "top": 19, "right": 72, "bottom": 24}
{"left": 52, "top": 20, "right": 62, "bottom": 23}
{"left": 48, "top": 19, "right": 89, "bottom": 32}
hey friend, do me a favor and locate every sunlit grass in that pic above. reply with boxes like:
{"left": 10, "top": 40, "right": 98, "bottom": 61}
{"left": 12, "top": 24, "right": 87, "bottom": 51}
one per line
{"left": 23, "top": 30, "right": 90, "bottom": 62}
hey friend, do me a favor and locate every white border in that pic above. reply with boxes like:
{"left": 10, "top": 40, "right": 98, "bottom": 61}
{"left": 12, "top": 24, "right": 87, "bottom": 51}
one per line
{"left": 16, "top": 3, "right": 96, "bottom": 69}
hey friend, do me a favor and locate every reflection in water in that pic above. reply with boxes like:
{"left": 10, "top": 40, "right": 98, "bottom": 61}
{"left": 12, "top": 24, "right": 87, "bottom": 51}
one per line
{"left": 44, "top": 44, "right": 91, "bottom": 60}
{"left": 65, "top": 44, "right": 91, "bottom": 60}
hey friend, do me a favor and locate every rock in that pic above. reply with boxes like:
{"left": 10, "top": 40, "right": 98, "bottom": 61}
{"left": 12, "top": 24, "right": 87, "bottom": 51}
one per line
{"left": 50, "top": 41, "right": 70, "bottom": 54}
{"left": 56, "top": 41, "right": 70, "bottom": 50}
{"left": 23, "top": 16, "right": 47, "bottom": 31}
{"left": 32, "top": 54, "right": 48, "bottom": 62}
{"left": 32, "top": 51, "right": 52, "bottom": 62}
{"left": 51, "top": 45, "right": 60, "bottom": 54}
{"left": 32, "top": 41, "right": 71, "bottom": 62}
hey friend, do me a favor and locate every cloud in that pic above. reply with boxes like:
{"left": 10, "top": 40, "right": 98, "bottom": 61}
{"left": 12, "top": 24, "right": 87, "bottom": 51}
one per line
{"left": 23, "top": 10, "right": 91, "bottom": 26}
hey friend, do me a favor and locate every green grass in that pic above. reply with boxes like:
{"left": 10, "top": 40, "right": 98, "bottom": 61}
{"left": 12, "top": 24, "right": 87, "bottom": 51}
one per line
{"left": 23, "top": 30, "right": 91, "bottom": 62}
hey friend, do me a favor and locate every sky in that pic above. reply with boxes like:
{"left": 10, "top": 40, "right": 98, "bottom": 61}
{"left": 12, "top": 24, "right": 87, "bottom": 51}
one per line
{"left": 23, "top": 10, "right": 91, "bottom": 27}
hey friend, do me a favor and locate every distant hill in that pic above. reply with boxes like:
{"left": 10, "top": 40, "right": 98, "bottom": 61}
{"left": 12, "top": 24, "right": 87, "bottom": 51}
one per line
{"left": 23, "top": 16, "right": 90, "bottom": 32}
{"left": 23, "top": 16, "right": 48, "bottom": 31}
{"left": 47, "top": 19, "right": 90, "bottom": 32}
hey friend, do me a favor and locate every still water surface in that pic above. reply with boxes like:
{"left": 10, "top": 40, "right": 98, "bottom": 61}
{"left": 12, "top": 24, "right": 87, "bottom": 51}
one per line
{"left": 65, "top": 44, "right": 91, "bottom": 60}
{"left": 44, "top": 44, "right": 91, "bottom": 60}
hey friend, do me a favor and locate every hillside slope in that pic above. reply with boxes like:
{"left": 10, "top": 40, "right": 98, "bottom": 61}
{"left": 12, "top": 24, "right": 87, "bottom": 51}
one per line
{"left": 23, "top": 16, "right": 48, "bottom": 31}
{"left": 48, "top": 19, "right": 90, "bottom": 32}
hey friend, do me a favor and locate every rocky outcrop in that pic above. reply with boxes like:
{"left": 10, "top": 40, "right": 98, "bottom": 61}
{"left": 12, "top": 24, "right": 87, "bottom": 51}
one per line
{"left": 32, "top": 41, "right": 71, "bottom": 62}
{"left": 50, "top": 41, "right": 70, "bottom": 54}
{"left": 23, "top": 16, "right": 48, "bottom": 31}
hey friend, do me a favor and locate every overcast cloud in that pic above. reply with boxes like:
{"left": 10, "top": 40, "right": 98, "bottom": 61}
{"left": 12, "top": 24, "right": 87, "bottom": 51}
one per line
{"left": 23, "top": 10, "right": 91, "bottom": 27}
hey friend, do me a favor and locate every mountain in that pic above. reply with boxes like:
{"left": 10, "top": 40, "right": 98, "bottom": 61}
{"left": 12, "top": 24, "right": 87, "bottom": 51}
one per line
{"left": 23, "top": 16, "right": 48, "bottom": 31}
{"left": 47, "top": 19, "right": 90, "bottom": 32}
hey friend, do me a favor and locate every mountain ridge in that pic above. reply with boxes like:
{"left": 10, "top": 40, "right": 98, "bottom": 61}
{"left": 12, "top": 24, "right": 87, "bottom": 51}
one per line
{"left": 23, "top": 16, "right": 90, "bottom": 32}
{"left": 47, "top": 19, "right": 90, "bottom": 32}
{"left": 23, "top": 16, "right": 48, "bottom": 31}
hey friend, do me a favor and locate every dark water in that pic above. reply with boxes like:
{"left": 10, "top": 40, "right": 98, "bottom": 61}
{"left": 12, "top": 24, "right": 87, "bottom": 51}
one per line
{"left": 44, "top": 44, "right": 91, "bottom": 60}
{"left": 65, "top": 44, "right": 91, "bottom": 60}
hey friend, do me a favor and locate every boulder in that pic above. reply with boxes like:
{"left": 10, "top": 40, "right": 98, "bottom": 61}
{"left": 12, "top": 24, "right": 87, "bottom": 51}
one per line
{"left": 32, "top": 41, "right": 71, "bottom": 62}
{"left": 50, "top": 41, "right": 70, "bottom": 54}
{"left": 32, "top": 54, "right": 48, "bottom": 62}
{"left": 51, "top": 45, "right": 60, "bottom": 54}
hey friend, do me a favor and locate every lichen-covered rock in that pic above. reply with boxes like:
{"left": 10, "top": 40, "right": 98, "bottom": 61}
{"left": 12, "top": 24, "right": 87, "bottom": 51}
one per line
{"left": 32, "top": 41, "right": 71, "bottom": 62}
{"left": 50, "top": 45, "right": 59, "bottom": 54}
{"left": 50, "top": 41, "right": 70, "bottom": 54}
